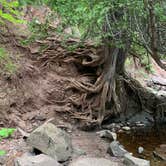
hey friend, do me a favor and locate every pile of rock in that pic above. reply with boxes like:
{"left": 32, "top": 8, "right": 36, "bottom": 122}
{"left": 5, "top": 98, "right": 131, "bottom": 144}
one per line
{"left": 102, "top": 122, "right": 149, "bottom": 133}
{"left": 14, "top": 123, "right": 119, "bottom": 166}
{"left": 14, "top": 122, "right": 162, "bottom": 166}
{"left": 96, "top": 129, "right": 150, "bottom": 166}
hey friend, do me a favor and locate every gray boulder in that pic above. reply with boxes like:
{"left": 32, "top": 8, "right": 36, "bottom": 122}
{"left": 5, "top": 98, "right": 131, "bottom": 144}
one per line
{"left": 122, "top": 126, "right": 131, "bottom": 131}
{"left": 107, "top": 141, "right": 129, "bottom": 157}
{"left": 124, "top": 154, "right": 150, "bottom": 166}
{"left": 69, "top": 157, "right": 119, "bottom": 166}
{"left": 96, "top": 130, "right": 117, "bottom": 141}
{"left": 27, "top": 123, "right": 72, "bottom": 162}
{"left": 153, "top": 144, "right": 166, "bottom": 160}
{"left": 15, "top": 154, "right": 61, "bottom": 166}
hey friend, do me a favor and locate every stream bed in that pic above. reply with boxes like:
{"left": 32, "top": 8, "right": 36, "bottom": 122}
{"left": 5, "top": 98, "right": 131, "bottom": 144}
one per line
{"left": 118, "top": 124, "right": 166, "bottom": 166}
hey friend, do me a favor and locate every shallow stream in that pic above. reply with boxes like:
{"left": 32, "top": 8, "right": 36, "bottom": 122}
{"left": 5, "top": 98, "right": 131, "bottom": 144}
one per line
{"left": 118, "top": 124, "right": 166, "bottom": 166}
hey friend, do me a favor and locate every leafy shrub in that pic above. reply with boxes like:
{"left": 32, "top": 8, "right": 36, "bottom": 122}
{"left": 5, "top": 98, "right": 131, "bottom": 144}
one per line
{"left": 0, "top": 128, "right": 16, "bottom": 156}
{"left": 0, "top": 0, "right": 24, "bottom": 24}
{"left": 0, "top": 128, "right": 16, "bottom": 139}
{"left": 0, "top": 150, "right": 6, "bottom": 156}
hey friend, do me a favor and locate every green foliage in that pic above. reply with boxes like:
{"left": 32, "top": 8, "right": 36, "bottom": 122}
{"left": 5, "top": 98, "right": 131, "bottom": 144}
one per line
{"left": 26, "top": 17, "right": 51, "bottom": 42}
{"left": 0, "top": 0, "right": 24, "bottom": 24}
{"left": 154, "top": 1, "right": 166, "bottom": 22}
{"left": 20, "top": 12, "right": 57, "bottom": 45}
{"left": 19, "top": 0, "right": 166, "bottom": 68}
{"left": 20, "top": 19, "right": 48, "bottom": 45}
{"left": 130, "top": 44, "right": 154, "bottom": 73}
{"left": 0, "top": 47, "right": 17, "bottom": 75}
{"left": 0, "top": 128, "right": 16, "bottom": 156}
{"left": 0, "top": 128, "right": 16, "bottom": 139}
{"left": 21, "top": 0, "right": 165, "bottom": 45}
{"left": 18, "top": 0, "right": 44, "bottom": 6}
{"left": 46, "top": 0, "right": 110, "bottom": 41}
{"left": 0, "top": 150, "right": 6, "bottom": 156}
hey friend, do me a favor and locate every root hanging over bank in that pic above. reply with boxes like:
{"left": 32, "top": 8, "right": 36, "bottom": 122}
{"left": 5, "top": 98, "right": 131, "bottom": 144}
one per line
{"left": 1, "top": 28, "right": 165, "bottom": 127}
{"left": 20, "top": 37, "right": 165, "bottom": 126}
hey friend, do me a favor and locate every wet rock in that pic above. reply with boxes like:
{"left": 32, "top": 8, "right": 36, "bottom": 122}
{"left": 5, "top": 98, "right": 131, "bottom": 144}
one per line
{"left": 153, "top": 144, "right": 166, "bottom": 160}
{"left": 107, "top": 141, "right": 129, "bottom": 157}
{"left": 15, "top": 154, "right": 61, "bottom": 166}
{"left": 117, "top": 129, "right": 124, "bottom": 133}
{"left": 27, "top": 123, "right": 72, "bottom": 162}
{"left": 102, "top": 123, "right": 121, "bottom": 132}
{"left": 122, "top": 126, "right": 131, "bottom": 131}
{"left": 135, "top": 122, "right": 145, "bottom": 127}
{"left": 69, "top": 157, "right": 119, "bottom": 166}
{"left": 96, "top": 130, "right": 117, "bottom": 141}
{"left": 124, "top": 153, "right": 150, "bottom": 166}
{"left": 138, "top": 147, "right": 144, "bottom": 154}
{"left": 126, "top": 122, "right": 130, "bottom": 126}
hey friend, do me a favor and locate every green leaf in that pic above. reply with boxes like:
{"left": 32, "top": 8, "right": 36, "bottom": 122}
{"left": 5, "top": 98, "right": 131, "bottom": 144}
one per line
{"left": 0, "top": 150, "right": 6, "bottom": 156}
{"left": 0, "top": 128, "right": 16, "bottom": 138}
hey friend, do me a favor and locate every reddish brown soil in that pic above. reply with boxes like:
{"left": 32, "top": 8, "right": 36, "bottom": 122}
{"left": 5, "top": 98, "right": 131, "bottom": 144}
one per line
{"left": 0, "top": 42, "right": 119, "bottom": 165}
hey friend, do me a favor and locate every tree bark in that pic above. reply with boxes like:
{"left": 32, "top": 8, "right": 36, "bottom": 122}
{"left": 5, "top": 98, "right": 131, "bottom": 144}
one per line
{"left": 148, "top": 0, "right": 166, "bottom": 70}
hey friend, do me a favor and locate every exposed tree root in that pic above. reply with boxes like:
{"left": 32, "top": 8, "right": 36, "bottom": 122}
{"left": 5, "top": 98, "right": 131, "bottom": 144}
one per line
{"left": 1, "top": 30, "right": 165, "bottom": 127}
{"left": 22, "top": 37, "right": 166, "bottom": 126}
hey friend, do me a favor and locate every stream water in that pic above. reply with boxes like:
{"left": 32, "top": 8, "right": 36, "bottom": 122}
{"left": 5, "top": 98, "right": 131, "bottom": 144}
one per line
{"left": 118, "top": 124, "right": 166, "bottom": 166}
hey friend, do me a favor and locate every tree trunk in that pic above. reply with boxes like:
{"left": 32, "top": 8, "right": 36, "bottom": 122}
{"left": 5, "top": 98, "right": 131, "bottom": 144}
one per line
{"left": 148, "top": 0, "right": 166, "bottom": 70}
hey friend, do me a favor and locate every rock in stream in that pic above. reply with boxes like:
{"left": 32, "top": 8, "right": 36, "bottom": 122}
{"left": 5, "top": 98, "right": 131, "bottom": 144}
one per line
{"left": 107, "top": 141, "right": 129, "bottom": 157}
{"left": 124, "top": 153, "right": 150, "bottom": 166}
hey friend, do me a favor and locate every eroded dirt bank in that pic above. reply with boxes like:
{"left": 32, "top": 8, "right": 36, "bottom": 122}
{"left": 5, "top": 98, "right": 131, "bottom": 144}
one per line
{"left": 0, "top": 21, "right": 166, "bottom": 166}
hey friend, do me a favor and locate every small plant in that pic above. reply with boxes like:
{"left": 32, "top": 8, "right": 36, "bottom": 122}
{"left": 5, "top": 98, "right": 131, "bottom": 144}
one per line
{"left": 20, "top": 18, "right": 51, "bottom": 45}
{"left": 0, "top": 128, "right": 16, "bottom": 139}
{"left": 0, "top": 128, "right": 16, "bottom": 156}
{"left": 125, "top": 57, "right": 132, "bottom": 66}
{"left": 0, "top": 150, "right": 6, "bottom": 156}
{"left": 0, "top": 0, "right": 24, "bottom": 24}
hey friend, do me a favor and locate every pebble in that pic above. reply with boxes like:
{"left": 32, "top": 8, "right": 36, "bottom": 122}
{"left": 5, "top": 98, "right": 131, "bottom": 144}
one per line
{"left": 138, "top": 147, "right": 144, "bottom": 154}
{"left": 136, "top": 121, "right": 145, "bottom": 127}
{"left": 137, "top": 123, "right": 145, "bottom": 127}
{"left": 122, "top": 126, "right": 131, "bottom": 131}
